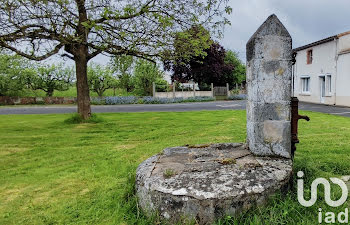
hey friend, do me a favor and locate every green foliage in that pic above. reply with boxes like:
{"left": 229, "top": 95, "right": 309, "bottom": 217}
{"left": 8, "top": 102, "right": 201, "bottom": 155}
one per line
{"left": 133, "top": 59, "right": 164, "bottom": 96}
{"left": 87, "top": 63, "right": 118, "bottom": 97}
{"left": 0, "top": 53, "right": 35, "bottom": 96}
{"left": 163, "top": 169, "right": 176, "bottom": 178}
{"left": 155, "top": 78, "right": 169, "bottom": 92}
{"left": 167, "top": 41, "right": 234, "bottom": 85}
{"left": 224, "top": 50, "right": 246, "bottom": 85}
{"left": 0, "top": 0, "right": 232, "bottom": 118}
{"left": 172, "top": 25, "right": 212, "bottom": 62}
{"left": 109, "top": 55, "right": 134, "bottom": 92}
{"left": 28, "top": 63, "right": 74, "bottom": 96}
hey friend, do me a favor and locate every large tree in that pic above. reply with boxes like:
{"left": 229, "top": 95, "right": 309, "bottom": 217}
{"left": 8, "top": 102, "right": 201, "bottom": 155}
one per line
{"left": 0, "top": 0, "right": 231, "bottom": 119}
{"left": 166, "top": 42, "right": 234, "bottom": 86}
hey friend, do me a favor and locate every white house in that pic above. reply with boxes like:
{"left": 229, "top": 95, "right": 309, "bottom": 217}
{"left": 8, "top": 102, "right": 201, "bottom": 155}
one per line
{"left": 293, "top": 31, "right": 350, "bottom": 107}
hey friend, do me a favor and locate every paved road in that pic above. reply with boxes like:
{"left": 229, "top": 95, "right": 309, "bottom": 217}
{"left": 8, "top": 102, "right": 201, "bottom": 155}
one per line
{"left": 0, "top": 100, "right": 350, "bottom": 117}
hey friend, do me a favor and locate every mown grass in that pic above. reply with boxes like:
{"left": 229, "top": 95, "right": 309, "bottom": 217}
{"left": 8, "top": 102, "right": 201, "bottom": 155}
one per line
{"left": 0, "top": 110, "right": 349, "bottom": 224}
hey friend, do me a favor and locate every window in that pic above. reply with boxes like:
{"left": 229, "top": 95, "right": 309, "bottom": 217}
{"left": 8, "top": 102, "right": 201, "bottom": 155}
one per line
{"left": 301, "top": 77, "right": 310, "bottom": 93}
{"left": 307, "top": 49, "right": 313, "bottom": 64}
{"left": 327, "top": 75, "right": 332, "bottom": 94}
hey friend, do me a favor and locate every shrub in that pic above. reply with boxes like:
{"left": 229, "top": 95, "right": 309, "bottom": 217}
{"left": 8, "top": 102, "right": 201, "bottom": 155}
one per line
{"left": 105, "top": 96, "right": 138, "bottom": 105}
{"left": 142, "top": 97, "right": 184, "bottom": 104}
{"left": 183, "top": 96, "right": 215, "bottom": 102}
{"left": 103, "top": 96, "right": 215, "bottom": 105}
{"left": 90, "top": 97, "right": 106, "bottom": 105}
{"left": 228, "top": 94, "right": 247, "bottom": 100}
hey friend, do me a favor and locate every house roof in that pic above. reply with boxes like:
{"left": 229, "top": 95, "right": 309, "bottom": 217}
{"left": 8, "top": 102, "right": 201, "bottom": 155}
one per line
{"left": 293, "top": 31, "right": 350, "bottom": 52}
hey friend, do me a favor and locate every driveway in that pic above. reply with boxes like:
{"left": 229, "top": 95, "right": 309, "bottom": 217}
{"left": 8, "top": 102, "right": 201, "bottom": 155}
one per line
{"left": 0, "top": 100, "right": 349, "bottom": 117}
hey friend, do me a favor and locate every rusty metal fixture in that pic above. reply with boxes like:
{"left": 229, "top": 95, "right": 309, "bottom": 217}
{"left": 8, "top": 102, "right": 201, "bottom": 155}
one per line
{"left": 291, "top": 97, "right": 310, "bottom": 158}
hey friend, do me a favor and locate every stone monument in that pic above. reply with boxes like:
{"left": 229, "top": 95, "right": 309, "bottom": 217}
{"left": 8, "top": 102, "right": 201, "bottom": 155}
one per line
{"left": 136, "top": 14, "right": 294, "bottom": 224}
{"left": 246, "top": 14, "right": 292, "bottom": 159}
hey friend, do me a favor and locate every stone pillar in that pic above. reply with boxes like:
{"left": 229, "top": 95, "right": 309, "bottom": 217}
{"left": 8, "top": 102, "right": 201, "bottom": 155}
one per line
{"left": 246, "top": 14, "right": 292, "bottom": 158}
{"left": 211, "top": 83, "right": 214, "bottom": 97}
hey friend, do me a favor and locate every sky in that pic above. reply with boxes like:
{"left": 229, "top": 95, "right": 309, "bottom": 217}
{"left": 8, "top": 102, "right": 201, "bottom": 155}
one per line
{"left": 221, "top": 0, "right": 350, "bottom": 62}
{"left": 48, "top": 0, "right": 350, "bottom": 66}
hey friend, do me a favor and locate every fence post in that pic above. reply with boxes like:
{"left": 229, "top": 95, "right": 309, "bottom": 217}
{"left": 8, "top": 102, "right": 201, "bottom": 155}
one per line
{"left": 193, "top": 83, "right": 196, "bottom": 97}
{"left": 173, "top": 82, "right": 176, "bottom": 98}
{"left": 152, "top": 82, "right": 156, "bottom": 97}
{"left": 226, "top": 83, "right": 230, "bottom": 98}
{"left": 211, "top": 83, "right": 214, "bottom": 97}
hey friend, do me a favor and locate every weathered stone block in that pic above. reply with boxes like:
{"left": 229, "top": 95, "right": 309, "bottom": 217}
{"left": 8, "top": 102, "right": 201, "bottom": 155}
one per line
{"left": 247, "top": 15, "right": 291, "bottom": 62}
{"left": 246, "top": 59, "right": 292, "bottom": 83}
{"left": 249, "top": 36, "right": 292, "bottom": 61}
{"left": 247, "top": 101, "right": 291, "bottom": 122}
{"left": 247, "top": 79, "right": 291, "bottom": 103}
{"left": 247, "top": 121, "right": 291, "bottom": 158}
{"left": 136, "top": 144, "right": 293, "bottom": 224}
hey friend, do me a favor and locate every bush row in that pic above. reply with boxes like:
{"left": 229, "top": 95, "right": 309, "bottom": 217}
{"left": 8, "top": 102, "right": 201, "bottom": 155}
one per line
{"left": 228, "top": 94, "right": 247, "bottom": 100}
{"left": 97, "top": 96, "right": 216, "bottom": 105}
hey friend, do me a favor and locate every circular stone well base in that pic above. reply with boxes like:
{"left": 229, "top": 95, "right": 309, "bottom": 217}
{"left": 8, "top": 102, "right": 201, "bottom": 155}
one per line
{"left": 136, "top": 143, "right": 293, "bottom": 224}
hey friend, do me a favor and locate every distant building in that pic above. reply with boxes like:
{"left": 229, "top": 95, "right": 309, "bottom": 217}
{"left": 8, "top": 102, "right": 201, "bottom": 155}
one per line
{"left": 293, "top": 31, "right": 350, "bottom": 107}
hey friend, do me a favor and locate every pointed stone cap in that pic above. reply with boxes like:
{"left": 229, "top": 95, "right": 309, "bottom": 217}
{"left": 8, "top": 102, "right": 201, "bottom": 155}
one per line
{"left": 246, "top": 14, "right": 291, "bottom": 61}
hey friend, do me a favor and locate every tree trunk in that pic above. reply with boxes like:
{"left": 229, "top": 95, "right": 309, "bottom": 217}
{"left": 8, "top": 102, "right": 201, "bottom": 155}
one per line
{"left": 47, "top": 90, "right": 54, "bottom": 97}
{"left": 75, "top": 51, "right": 91, "bottom": 120}
{"left": 47, "top": 87, "right": 54, "bottom": 97}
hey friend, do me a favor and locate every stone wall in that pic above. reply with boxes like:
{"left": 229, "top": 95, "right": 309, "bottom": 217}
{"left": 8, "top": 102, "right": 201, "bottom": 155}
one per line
{"left": 0, "top": 96, "right": 76, "bottom": 105}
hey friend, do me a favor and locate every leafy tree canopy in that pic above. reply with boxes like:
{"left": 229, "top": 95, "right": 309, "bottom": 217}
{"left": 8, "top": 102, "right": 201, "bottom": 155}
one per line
{"left": 166, "top": 41, "right": 234, "bottom": 86}
{"left": 28, "top": 63, "right": 74, "bottom": 96}
{"left": 87, "top": 63, "right": 117, "bottom": 97}
{"left": 133, "top": 59, "right": 163, "bottom": 96}
{"left": 0, "top": 52, "right": 35, "bottom": 96}
{"left": 109, "top": 55, "right": 135, "bottom": 92}
{"left": 0, "top": 0, "right": 231, "bottom": 119}
{"left": 224, "top": 50, "right": 246, "bottom": 85}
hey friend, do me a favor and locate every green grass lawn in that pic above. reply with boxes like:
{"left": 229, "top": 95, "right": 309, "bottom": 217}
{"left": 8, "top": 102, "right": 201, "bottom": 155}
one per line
{"left": 0, "top": 110, "right": 349, "bottom": 224}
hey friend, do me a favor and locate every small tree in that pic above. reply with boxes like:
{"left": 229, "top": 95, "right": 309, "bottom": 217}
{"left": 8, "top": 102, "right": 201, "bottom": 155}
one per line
{"left": 224, "top": 50, "right": 246, "bottom": 86}
{"left": 0, "top": 53, "right": 35, "bottom": 96}
{"left": 87, "top": 64, "right": 117, "bottom": 97}
{"left": 29, "top": 64, "right": 74, "bottom": 96}
{"left": 110, "top": 55, "right": 134, "bottom": 92}
{"left": 133, "top": 59, "right": 163, "bottom": 96}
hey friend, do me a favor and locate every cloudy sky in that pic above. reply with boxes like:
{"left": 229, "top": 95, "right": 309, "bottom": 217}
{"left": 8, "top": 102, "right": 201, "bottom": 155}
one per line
{"left": 221, "top": 0, "right": 350, "bottom": 62}
{"left": 56, "top": 0, "right": 350, "bottom": 66}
